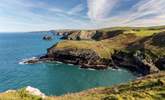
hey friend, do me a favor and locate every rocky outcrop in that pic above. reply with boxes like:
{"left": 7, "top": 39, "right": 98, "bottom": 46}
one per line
{"left": 46, "top": 48, "right": 111, "bottom": 70}
{"left": 61, "top": 30, "right": 97, "bottom": 40}
{"left": 38, "top": 47, "right": 161, "bottom": 75}
{"left": 56, "top": 30, "right": 126, "bottom": 41}
{"left": 112, "top": 50, "right": 159, "bottom": 75}
{"left": 43, "top": 35, "right": 52, "bottom": 40}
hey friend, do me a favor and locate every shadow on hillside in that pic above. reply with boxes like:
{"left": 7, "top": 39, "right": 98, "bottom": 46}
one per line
{"left": 127, "top": 36, "right": 152, "bottom": 50}
{"left": 151, "top": 32, "right": 165, "bottom": 48}
{"left": 92, "top": 30, "right": 125, "bottom": 40}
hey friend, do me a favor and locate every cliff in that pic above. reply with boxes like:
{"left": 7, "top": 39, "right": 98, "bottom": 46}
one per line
{"left": 54, "top": 26, "right": 165, "bottom": 40}
{"left": 24, "top": 26, "right": 165, "bottom": 75}
{"left": 41, "top": 29, "right": 165, "bottom": 75}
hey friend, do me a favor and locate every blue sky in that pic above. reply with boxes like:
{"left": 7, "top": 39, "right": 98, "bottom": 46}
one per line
{"left": 0, "top": 0, "right": 165, "bottom": 32}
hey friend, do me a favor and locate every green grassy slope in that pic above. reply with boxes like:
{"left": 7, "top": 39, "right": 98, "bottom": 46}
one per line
{"left": 0, "top": 88, "right": 42, "bottom": 100}
{"left": 51, "top": 30, "right": 165, "bottom": 59}
{"left": 50, "top": 33, "right": 139, "bottom": 58}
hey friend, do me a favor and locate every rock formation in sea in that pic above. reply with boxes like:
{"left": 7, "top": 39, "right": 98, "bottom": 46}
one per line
{"left": 43, "top": 35, "right": 52, "bottom": 40}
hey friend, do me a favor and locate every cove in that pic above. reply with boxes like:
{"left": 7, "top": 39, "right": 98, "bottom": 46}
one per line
{"left": 0, "top": 32, "right": 136, "bottom": 96}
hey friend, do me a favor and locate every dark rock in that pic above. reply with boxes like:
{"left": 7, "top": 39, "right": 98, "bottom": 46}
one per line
{"left": 40, "top": 45, "right": 161, "bottom": 75}
{"left": 41, "top": 48, "right": 111, "bottom": 70}
{"left": 92, "top": 30, "right": 125, "bottom": 40}
{"left": 59, "top": 30, "right": 96, "bottom": 40}
{"left": 152, "top": 31, "right": 165, "bottom": 47}
{"left": 43, "top": 35, "right": 52, "bottom": 40}
{"left": 112, "top": 50, "right": 159, "bottom": 75}
{"left": 24, "top": 59, "right": 39, "bottom": 64}
{"left": 156, "top": 57, "right": 165, "bottom": 70}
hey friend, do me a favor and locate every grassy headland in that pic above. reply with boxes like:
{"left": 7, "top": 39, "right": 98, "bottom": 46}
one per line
{"left": 54, "top": 26, "right": 165, "bottom": 58}
{"left": 45, "top": 26, "right": 165, "bottom": 74}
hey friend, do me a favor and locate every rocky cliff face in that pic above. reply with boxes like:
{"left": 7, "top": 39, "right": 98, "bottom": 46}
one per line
{"left": 60, "top": 30, "right": 97, "bottom": 40}
{"left": 112, "top": 50, "right": 159, "bottom": 75}
{"left": 47, "top": 48, "right": 110, "bottom": 69}
{"left": 56, "top": 29, "right": 127, "bottom": 41}
{"left": 111, "top": 31, "right": 165, "bottom": 75}
{"left": 39, "top": 31, "right": 165, "bottom": 75}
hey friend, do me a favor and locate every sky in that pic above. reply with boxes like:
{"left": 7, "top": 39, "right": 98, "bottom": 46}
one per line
{"left": 0, "top": 0, "right": 165, "bottom": 32}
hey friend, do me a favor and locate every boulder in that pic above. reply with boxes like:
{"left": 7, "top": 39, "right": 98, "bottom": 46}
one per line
{"left": 25, "top": 86, "right": 45, "bottom": 98}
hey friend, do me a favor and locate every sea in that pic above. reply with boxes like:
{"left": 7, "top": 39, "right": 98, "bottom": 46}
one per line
{"left": 0, "top": 32, "right": 136, "bottom": 95}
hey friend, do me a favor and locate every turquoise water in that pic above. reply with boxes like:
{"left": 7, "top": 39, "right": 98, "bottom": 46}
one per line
{"left": 0, "top": 32, "right": 136, "bottom": 95}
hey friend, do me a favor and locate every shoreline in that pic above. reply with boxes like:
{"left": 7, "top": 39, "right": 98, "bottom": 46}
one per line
{"left": 23, "top": 30, "right": 165, "bottom": 76}
{"left": 0, "top": 26, "right": 165, "bottom": 100}
{"left": 1, "top": 71, "right": 165, "bottom": 100}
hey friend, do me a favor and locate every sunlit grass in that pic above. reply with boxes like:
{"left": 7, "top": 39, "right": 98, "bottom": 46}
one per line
{"left": 0, "top": 89, "right": 42, "bottom": 100}
{"left": 124, "top": 30, "right": 162, "bottom": 36}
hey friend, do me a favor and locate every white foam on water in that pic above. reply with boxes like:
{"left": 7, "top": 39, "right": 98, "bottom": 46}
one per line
{"left": 67, "top": 63, "right": 74, "bottom": 66}
{"left": 18, "top": 57, "right": 38, "bottom": 65}
{"left": 56, "top": 61, "right": 62, "bottom": 64}
{"left": 86, "top": 68, "right": 96, "bottom": 71}
{"left": 78, "top": 67, "right": 96, "bottom": 71}
{"left": 107, "top": 67, "right": 122, "bottom": 71}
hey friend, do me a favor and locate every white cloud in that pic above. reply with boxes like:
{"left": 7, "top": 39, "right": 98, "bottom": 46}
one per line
{"left": 68, "top": 4, "right": 84, "bottom": 15}
{"left": 87, "top": 0, "right": 119, "bottom": 20}
{"left": 0, "top": 0, "right": 165, "bottom": 32}
{"left": 87, "top": 0, "right": 165, "bottom": 28}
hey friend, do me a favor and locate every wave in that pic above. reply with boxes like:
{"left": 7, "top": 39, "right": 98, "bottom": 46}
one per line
{"left": 19, "top": 57, "right": 39, "bottom": 65}
{"left": 55, "top": 61, "right": 62, "bottom": 64}
{"left": 78, "top": 67, "right": 97, "bottom": 71}
{"left": 67, "top": 63, "right": 74, "bottom": 66}
{"left": 108, "top": 67, "right": 122, "bottom": 71}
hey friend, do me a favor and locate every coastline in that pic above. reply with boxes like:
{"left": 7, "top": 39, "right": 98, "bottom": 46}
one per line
{"left": 1, "top": 26, "right": 164, "bottom": 99}
{"left": 25, "top": 27, "right": 165, "bottom": 76}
